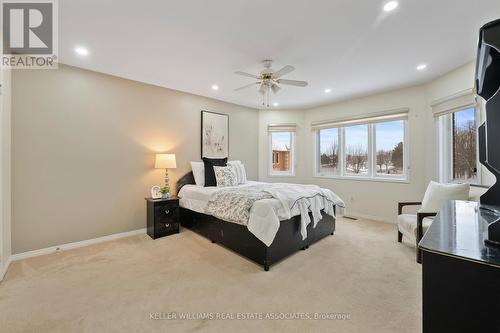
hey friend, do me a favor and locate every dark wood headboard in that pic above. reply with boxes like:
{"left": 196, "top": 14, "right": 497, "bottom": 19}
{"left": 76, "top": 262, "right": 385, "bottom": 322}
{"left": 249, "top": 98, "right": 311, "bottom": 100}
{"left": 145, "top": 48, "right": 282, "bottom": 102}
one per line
{"left": 176, "top": 171, "right": 196, "bottom": 194}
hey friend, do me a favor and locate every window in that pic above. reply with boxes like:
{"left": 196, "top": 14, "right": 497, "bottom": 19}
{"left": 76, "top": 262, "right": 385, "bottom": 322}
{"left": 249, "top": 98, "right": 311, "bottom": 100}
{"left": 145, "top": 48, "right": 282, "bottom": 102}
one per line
{"left": 318, "top": 128, "right": 339, "bottom": 176}
{"left": 272, "top": 151, "right": 279, "bottom": 164}
{"left": 314, "top": 113, "right": 408, "bottom": 181}
{"left": 269, "top": 131, "right": 294, "bottom": 176}
{"left": 375, "top": 120, "right": 405, "bottom": 177}
{"left": 437, "top": 107, "right": 479, "bottom": 183}
{"left": 344, "top": 124, "right": 369, "bottom": 176}
{"left": 453, "top": 109, "right": 478, "bottom": 182}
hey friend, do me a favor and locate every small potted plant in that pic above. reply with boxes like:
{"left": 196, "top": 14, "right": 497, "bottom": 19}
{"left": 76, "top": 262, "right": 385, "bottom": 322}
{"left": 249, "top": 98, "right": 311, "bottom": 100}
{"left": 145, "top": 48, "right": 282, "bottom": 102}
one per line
{"left": 160, "top": 186, "right": 170, "bottom": 198}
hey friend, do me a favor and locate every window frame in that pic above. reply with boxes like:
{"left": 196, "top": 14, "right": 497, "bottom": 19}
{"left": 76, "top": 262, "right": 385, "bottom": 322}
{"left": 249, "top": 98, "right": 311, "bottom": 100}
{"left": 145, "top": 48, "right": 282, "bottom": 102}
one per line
{"left": 437, "top": 107, "right": 481, "bottom": 184}
{"left": 269, "top": 130, "right": 295, "bottom": 177}
{"left": 314, "top": 119, "right": 409, "bottom": 183}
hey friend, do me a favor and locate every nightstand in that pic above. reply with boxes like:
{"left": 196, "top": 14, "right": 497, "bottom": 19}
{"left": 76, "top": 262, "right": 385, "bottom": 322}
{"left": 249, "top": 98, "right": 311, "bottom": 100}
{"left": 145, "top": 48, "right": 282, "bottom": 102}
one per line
{"left": 145, "top": 197, "right": 180, "bottom": 239}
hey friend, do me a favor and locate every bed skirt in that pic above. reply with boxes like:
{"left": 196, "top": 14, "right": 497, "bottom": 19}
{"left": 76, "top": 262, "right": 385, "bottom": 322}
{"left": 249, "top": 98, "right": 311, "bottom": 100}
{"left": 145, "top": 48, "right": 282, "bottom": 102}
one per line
{"left": 180, "top": 207, "right": 336, "bottom": 271}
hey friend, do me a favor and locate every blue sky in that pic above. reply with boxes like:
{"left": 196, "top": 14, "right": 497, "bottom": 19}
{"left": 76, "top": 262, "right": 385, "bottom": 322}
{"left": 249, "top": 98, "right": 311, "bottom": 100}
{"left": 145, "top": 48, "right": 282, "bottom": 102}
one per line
{"left": 375, "top": 120, "right": 404, "bottom": 151}
{"left": 319, "top": 128, "right": 339, "bottom": 153}
{"left": 345, "top": 125, "right": 368, "bottom": 151}
{"left": 454, "top": 108, "right": 475, "bottom": 129}
{"left": 319, "top": 120, "right": 404, "bottom": 153}
{"left": 272, "top": 132, "right": 291, "bottom": 149}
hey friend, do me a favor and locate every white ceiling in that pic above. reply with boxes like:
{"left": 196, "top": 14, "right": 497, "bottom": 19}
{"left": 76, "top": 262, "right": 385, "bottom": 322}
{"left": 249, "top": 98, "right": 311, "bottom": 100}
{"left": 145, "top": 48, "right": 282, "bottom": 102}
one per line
{"left": 60, "top": 0, "right": 500, "bottom": 109}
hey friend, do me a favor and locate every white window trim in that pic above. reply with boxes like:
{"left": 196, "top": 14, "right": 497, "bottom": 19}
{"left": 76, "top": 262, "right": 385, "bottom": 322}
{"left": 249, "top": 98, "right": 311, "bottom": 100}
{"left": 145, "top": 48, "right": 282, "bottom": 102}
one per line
{"left": 268, "top": 131, "right": 295, "bottom": 177}
{"left": 313, "top": 118, "right": 409, "bottom": 183}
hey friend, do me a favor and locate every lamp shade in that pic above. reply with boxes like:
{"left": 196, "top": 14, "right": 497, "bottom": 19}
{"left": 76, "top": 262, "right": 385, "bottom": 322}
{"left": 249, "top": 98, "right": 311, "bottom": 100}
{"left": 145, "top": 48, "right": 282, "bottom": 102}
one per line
{"left": 155, "top": 154, "right": 176, "bottom": 169}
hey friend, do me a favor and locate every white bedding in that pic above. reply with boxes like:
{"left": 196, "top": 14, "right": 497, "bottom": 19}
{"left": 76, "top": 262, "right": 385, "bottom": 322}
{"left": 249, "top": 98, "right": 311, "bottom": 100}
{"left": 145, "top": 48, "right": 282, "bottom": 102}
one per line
{"left": 179, "top": 181, "right": 278, "bottom": 212}
{"left": 178, "top": 181, "right": 344, "bottom": 246}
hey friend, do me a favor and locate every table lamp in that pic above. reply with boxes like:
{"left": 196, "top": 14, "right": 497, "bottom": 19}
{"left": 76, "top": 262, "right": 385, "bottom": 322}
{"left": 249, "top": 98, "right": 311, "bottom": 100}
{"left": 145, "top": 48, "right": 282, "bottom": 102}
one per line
{"left": 155, "top": 153, "right": 176, "bottom": 190}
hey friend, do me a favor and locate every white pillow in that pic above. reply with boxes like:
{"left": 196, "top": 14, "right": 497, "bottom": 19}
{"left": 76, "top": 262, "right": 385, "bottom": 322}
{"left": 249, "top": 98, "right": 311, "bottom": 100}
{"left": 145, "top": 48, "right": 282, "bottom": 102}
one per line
{"left": 228, "top": 160, "right": 242, "bottom": 183}
{"left": 214, "top": 165, "right": 238, "bottom": 187}
{"left": 228, "top": 160, "right": 247, "bottom": 184}
{"left": 190, "top": 161, "right": 204, "bottom": 186}
{"left": 420, "top": 181, "right": 470, "bottom": 212}
{"left": 239, "top": 163, "right": 247, "bottom": 184}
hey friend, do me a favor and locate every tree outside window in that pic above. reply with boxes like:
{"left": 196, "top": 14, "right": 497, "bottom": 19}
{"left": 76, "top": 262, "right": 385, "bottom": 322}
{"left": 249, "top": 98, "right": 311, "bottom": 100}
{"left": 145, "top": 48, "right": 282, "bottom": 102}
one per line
{"left": 375, "top": 120, "right": 404, "bottom": 176}
{"left": 345, "top": 125, "right": 368, "bottom": 175}
{"left": 452, "top": 108, "right": 477, "bottom": 182}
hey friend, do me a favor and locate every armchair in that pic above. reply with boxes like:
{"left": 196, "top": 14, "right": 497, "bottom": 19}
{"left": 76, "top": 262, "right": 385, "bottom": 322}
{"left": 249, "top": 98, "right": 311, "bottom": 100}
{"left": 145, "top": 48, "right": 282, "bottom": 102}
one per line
{"left": 397, "top": 201, "right": 437, "bottom": 264}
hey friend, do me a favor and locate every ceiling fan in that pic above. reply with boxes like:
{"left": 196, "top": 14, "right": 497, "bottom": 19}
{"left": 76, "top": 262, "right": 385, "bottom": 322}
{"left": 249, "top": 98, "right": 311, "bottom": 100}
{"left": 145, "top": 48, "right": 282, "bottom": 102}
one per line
{"left": 234, "top": 60, "right": 308, "bottom": 107}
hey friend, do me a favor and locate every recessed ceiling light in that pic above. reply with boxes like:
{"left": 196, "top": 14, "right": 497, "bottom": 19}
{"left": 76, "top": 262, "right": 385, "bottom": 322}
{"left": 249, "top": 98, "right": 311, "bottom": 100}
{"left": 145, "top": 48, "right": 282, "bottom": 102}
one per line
{"left": 74, "top": 46, "right": 89, "bottom": 56}
{"left": 417, "top": 64, "right": 428, "bottom": 71}
{"left": 324, "top": 88, "right": 332, "bottom": 94}
{"left": 383, "top": 1, "right": 399, "bottom": 12}
{"left": 273, "top": 102, "right": 279, "bottom": 107}
{"left": 211, "top": 85, "right": 219, "bottom": 91}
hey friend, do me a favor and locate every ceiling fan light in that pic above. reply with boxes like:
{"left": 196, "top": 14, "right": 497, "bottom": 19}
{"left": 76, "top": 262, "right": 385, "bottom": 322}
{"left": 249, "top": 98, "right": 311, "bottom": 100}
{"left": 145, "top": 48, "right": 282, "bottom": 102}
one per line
{"left": 271, "top": 84, "right": 281, "bottom": 94}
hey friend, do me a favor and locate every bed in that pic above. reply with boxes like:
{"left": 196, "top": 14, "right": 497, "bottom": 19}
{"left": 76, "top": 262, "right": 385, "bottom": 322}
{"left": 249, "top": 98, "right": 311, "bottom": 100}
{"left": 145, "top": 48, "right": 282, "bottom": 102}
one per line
{"left": 176, "top": 172, "right": 343, "bottom": 271}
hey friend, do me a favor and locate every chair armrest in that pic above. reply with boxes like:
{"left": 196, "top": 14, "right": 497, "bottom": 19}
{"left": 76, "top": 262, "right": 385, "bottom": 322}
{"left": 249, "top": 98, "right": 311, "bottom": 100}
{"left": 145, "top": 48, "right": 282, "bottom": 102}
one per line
{"left": 398, "top": 201, "right": 422, "bottom": 215}
{"left": 416, "top": 212, "right": 438, "bottom": 243}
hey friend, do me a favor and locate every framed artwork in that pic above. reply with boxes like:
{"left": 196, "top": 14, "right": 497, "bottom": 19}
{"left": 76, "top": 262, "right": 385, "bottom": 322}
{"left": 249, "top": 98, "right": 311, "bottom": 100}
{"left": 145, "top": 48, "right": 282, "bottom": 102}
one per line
{"left": 201, "top": 111, "right": 229, "bottom": 158}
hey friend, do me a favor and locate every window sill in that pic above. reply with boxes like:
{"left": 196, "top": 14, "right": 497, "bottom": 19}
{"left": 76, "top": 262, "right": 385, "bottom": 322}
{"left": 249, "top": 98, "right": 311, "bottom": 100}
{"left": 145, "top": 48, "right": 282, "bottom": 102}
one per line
{"left": 448, "top": 180, "right": 484, "bottom": 187}
{"left": 268, "top": 174, "right": 295, "bottom": 178}
{"left": 313, "top": 174, "right": 409, "bottom": 184}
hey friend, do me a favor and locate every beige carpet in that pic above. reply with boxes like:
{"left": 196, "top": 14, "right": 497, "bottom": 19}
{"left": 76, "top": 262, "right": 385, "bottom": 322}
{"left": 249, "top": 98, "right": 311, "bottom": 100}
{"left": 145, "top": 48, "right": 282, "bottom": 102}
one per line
{"left": 0, "top": 217, "right": 421, "bottom": 333}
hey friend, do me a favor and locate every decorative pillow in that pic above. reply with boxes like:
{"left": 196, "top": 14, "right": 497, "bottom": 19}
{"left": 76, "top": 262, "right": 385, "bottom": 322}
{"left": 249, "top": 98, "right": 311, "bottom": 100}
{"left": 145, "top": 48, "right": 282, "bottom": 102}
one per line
{"left": 190, "top": 161, "right": 205, "bottom": 186}
{"left": 214, "top": 165, "right": 238, "bottom": 187}
{"left": 420, "top": 181, "right": 470, "bottom": 212}
{"left": 202, "top": 157, "right": 227, "bottom": 187}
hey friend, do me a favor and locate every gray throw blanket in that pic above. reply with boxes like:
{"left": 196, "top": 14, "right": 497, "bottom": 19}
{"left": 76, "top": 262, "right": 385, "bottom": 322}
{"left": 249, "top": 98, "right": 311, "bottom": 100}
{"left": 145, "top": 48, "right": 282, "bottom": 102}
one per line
{"left": 205, "top": 185, "right": 273, "bottom": 224}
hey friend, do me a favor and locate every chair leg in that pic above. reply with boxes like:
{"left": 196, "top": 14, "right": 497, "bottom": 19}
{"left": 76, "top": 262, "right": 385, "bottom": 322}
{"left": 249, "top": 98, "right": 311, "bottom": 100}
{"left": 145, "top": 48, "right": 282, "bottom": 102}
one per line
{"left": 397, "top": 230, "right": 403, "bottom": 243}
{"left": 416, "top": 245, "right": 422, "bottom": 264}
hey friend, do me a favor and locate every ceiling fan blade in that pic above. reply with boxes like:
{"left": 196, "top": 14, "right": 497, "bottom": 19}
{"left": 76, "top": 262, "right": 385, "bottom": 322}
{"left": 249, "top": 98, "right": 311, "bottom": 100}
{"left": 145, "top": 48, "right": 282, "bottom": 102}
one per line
{"left": 235, "top": 71, "right": 260, "bottom": 79}
{"left": 271, "top": 83, "right": 281, "bottom": 94}
{"left": 272, "top": 65, "right": 295, "bottom": 78}
{"left": 276, "top": 79, "right": 308, "bottom": 87}
{"left": 234, "top": 82, "right": 260, "bottom": 91}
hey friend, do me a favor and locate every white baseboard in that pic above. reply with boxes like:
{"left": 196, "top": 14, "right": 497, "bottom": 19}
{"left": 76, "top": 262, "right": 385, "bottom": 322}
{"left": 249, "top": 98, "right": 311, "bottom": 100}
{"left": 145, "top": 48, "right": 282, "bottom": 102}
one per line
{"left": 341, "top": 211, "right": 394, "bottom": 224}
{"left": 1, "top": 257, "right": 12, "bottom": 282}
{"left": 11, "top": 228, "right": 146, "bottom": 262}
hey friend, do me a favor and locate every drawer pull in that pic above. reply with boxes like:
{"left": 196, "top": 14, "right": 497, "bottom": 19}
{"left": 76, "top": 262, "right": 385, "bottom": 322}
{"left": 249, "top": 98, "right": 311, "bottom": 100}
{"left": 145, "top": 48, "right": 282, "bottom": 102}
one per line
{"left": 164, "top": 209, "right": 170, "bottom": 215}
{"left": 165, "top": 223, "right": 170, "bottom": 228}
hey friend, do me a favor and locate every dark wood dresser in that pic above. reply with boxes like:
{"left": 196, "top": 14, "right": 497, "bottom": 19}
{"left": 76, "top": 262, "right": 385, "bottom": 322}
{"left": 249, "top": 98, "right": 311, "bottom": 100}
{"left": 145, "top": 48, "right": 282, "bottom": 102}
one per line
{"left": 145, "top": 197, "right": 180, "bottom": 239}
{"left": 419, "top": 200, "right": 500, "bottom": 333}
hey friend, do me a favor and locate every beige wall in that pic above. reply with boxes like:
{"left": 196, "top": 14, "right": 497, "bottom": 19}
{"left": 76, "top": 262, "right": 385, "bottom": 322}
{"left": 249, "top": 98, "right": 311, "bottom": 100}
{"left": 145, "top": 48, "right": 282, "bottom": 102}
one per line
{"left": 1, "top": 69, "right": 12, "bottom": 278}
{"left": 12, "top": 65, "right": 259, "bottom": 254}
{"left": 259, "top": 62, "right": 481, "bottom": 223}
